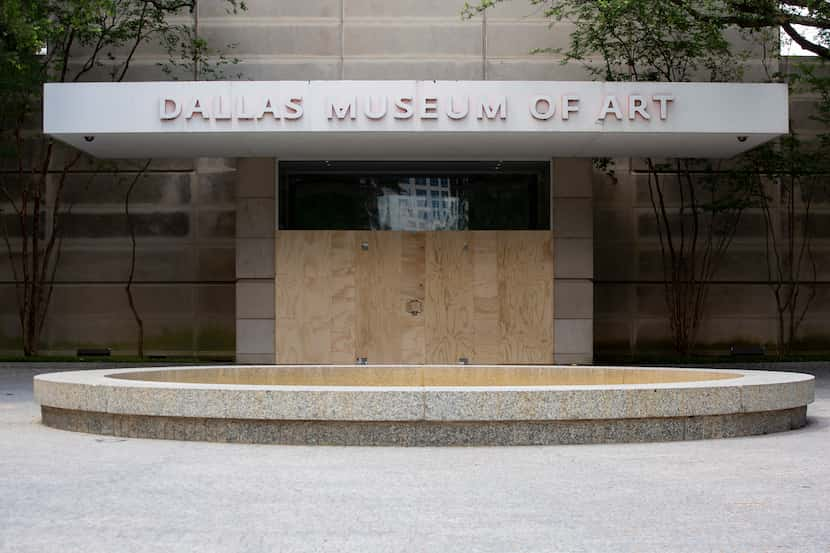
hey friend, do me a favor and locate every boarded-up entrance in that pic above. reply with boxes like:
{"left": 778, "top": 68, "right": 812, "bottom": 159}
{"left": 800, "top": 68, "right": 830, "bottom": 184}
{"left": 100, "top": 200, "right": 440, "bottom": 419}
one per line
{"left": 275, "top": 230, "right": 553, "bottom": 364}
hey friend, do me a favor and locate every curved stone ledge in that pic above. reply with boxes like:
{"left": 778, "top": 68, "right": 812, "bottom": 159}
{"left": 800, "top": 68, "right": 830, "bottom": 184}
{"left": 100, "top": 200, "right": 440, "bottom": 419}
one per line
{"left": 34, "top": 365, "right": 814, "bottom": 444}
{"left": 41, "top": 405, "right": 808, "bottom": 446}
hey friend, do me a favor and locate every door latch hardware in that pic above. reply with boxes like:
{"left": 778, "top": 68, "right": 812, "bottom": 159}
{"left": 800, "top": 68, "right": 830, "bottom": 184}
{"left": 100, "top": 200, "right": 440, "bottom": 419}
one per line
{"left": 360, "top": 241, "right": 369, "bottom": 251}
{"left": 356, "top": 357, "right": 368, "bottom": 365}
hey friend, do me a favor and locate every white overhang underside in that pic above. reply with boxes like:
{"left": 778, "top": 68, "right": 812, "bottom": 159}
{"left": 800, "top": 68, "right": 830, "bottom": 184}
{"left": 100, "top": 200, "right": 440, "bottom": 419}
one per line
{"left": 48, "top": 131, "right": 781, "bottom": 159}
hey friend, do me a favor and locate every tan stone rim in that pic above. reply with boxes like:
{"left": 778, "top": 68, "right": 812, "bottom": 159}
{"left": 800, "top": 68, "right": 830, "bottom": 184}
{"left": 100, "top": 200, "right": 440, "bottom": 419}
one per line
{"left": 34, "top": 365, "right": 815, "bottom": 423}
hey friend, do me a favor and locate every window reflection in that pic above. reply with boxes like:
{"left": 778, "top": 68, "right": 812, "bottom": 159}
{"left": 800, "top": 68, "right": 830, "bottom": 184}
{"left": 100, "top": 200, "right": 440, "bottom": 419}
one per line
{"left": 377, "top": 177, "right": 467, "bottom": 230}
{"left": 279, "top": 162, "right": 549, "bottom": 231}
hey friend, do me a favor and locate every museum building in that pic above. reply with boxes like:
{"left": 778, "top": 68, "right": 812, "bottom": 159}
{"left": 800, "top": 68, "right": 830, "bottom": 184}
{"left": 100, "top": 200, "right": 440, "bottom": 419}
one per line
{"left": 43, "top": 79, "right": 788, "bottom": 364}
{"left": 4, "top": 1, "right": 824, "bottom": 363}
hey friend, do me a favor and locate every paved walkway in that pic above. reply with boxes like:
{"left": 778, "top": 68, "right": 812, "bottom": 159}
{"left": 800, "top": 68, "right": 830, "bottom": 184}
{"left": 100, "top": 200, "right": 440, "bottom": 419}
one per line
{"left": 1, "top": 366, "right": 829, "bottom": 553}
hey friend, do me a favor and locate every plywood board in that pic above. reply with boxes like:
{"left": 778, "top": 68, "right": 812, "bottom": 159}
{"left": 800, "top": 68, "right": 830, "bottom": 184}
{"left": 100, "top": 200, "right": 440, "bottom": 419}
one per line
{"left": 471, "top": 231, "right": 501, "bottom": 363}
{"left": 328, "top": 231, "right": 357, "bottom": 363}
{"left": 356, "top": 232, "right": 404, "bottom": 363}
{"left": 275, "top": 231, "right": 332, "bottom": 364}
{"left": 497, "top": 231, "right": 554, "bottom": 363}
{"left": 425, "top": 232, "right": 475, "bottom": 363}
{"left": 276, "top": 229, "right": 554, "bottom": 365}
{"left": 400, "top": 232, "right": 426, "bottom": 364}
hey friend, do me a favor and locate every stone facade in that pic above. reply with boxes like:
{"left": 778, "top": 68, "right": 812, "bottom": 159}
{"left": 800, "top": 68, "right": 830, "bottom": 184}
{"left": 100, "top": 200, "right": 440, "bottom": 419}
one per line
{"left": 235, "top": 159, "right": 276, "bottom": 363}
{"left": 594, "top": 134, "right": 830, "bottom": 356}
{"left": 553, "top": 160, "right": 594, "bottom": 363}
{"left": 0, "top": 157, "right": 237, "bottom": 357}
{"left": 0, "top": 0, "right": 826, "bottom": 358}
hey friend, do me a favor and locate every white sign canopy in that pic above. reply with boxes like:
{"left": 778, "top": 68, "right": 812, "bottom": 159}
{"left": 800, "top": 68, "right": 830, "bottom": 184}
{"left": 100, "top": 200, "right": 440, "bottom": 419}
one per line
{"left": 44, "top": 80, "right": 788, "bottom": 159}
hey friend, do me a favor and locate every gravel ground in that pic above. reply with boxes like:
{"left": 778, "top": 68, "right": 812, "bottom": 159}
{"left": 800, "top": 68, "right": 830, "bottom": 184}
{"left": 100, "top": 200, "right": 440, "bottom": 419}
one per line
{"left": 1, "top": 365, "right": 828, "bottom": 553}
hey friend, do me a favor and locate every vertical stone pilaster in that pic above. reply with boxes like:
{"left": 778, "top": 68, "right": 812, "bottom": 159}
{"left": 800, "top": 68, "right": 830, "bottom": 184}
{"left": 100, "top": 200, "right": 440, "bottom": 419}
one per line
{"left": 235, "top": 158, "right": 276, "bottom": 364}
{"left": 552, "top": 159, "right": 594, "bottom": 364}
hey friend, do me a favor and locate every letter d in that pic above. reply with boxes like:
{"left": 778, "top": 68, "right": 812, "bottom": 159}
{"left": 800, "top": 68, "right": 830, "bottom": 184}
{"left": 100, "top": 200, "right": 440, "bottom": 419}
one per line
{"left": 160, "top": 98, "right": 181, "bottom": 120}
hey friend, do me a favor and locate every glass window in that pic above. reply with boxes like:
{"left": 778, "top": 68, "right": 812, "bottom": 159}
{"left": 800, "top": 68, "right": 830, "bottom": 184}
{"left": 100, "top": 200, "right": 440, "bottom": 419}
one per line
{"left": 279, "top": 161, "right": 550, "bottom": 231}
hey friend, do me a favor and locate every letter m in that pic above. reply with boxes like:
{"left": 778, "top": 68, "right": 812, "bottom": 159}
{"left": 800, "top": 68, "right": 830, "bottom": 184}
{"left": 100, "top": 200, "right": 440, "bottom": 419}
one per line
{"left": 478, "top": 97, "right": 507, "bottom": 120}
{"left": 328, "top": 97, "right": 357, "bottom": 120}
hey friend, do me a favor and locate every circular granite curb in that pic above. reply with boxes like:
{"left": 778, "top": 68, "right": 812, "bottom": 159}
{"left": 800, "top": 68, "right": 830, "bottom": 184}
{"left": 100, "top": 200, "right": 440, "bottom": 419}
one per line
{"left": 34, "top": 365, "right": 815, "bottom": 445}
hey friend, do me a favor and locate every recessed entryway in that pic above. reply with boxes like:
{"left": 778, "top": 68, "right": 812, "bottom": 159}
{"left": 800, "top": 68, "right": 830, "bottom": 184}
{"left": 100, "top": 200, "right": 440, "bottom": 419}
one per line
{"left": 275, "top": 162, "right": 553, "bottom": 364}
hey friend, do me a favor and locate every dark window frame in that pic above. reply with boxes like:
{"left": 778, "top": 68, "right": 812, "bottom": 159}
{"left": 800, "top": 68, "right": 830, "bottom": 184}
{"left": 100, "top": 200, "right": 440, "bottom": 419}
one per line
{"left": 278, "top": 161, "right": 551, "bottom": 231}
